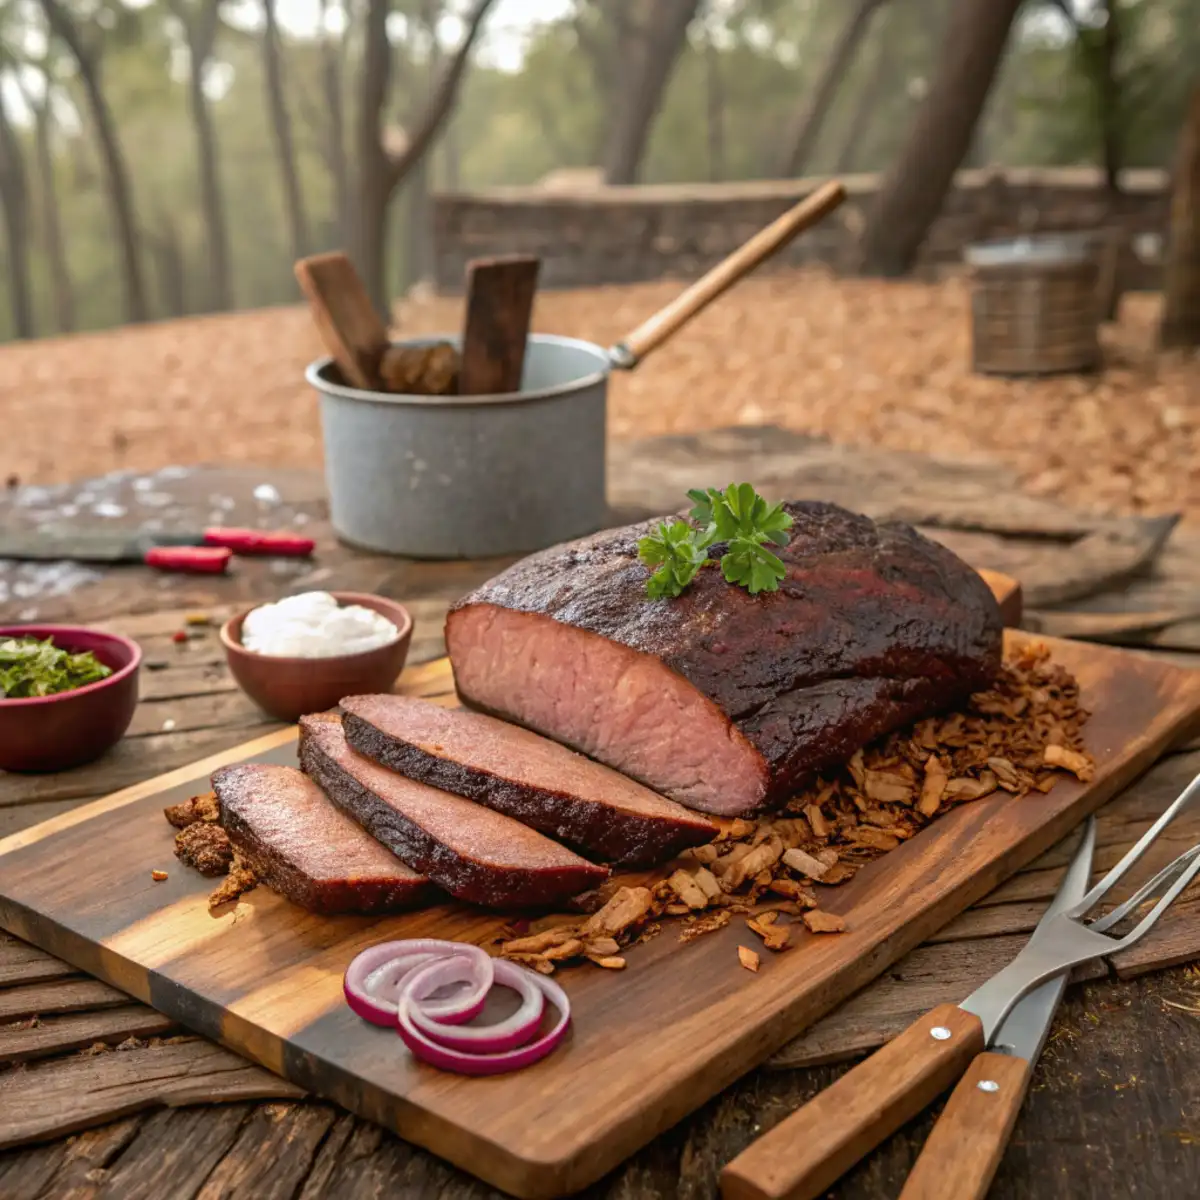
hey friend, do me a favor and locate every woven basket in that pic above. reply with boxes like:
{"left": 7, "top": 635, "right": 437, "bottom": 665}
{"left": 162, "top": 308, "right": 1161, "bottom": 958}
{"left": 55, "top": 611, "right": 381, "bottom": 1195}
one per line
{"left": 966, "top": 236, "right": 1102, "bottom": 376}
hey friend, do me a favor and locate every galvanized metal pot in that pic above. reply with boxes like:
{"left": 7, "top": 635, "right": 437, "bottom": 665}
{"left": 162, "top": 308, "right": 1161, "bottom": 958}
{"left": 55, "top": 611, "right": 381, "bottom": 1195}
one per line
{"left": 308, "top": 334, "right": 610, "bottom": 558}
{"left": 307, "top": 181, "right": 847, "bottom": 559}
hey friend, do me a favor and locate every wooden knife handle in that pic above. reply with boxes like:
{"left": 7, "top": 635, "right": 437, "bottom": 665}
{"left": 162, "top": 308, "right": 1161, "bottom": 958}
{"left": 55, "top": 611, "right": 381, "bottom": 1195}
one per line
{"left": 613, "top": 180, "right": 846, "bottom": 367}
{"left": 898, "top": 1052, "right": 1032, "bottom": 1200}
{"left": 720, "top": 1004, "right": 984, "bottom": 1200}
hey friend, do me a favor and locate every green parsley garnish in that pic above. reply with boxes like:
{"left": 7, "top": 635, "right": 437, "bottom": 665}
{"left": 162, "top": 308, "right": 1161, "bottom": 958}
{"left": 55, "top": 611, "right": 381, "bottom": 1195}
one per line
{"left": 636, "top": 483, "right": 794, "bottom": 600}
{"left": 0, "top": 636, "right": 113, "bottom": 699}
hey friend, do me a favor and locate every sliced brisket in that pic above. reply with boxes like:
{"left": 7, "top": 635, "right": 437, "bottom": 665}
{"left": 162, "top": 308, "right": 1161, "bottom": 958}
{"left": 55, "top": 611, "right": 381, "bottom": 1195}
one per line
{"left": 446, "top": 499, "right": 1003, "bottom": 816}
{"left": 211, "top": 763, "right": 431, "bottom": 914}
{"left": 299, "top": 713, "right": 608, "bottom": 908}
{"left": 340, "top": 694, "right": 715, "bottom": 865}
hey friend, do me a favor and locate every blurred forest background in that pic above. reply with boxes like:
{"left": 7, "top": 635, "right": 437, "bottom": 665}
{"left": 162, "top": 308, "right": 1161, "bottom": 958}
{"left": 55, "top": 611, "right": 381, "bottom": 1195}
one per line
{"left": 0, "top": 0, "right": 1197, "bottom": 341}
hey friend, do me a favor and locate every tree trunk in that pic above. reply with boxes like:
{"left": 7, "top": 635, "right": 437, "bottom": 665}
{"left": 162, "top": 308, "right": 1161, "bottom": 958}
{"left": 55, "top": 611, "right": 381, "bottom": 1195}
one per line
{"left": 777, "top": 0, "right": 886, "bottom": 178}
{"left": 704, "top": 23, "right": 724, "bottom": 182}
{"left": 318, "top": 0, "right": 351, "bottom": 245}
{"left": 833, "top": 11, "right": 895, "bottom": 174}
{"left": 1094, "top": 2, "right": 1121, "bottom": 193}
{"left": 40, "top": 0, "right": 148, "bottom": 322}
{"left": 146, "top": 217, "right": 189, "bottom": 319}
{"left": 32, "top": 96, "right": 76, "bottom": 334}
{"left": 601, "top": 0, "right": 700, "bottom": 185}
{"left": 353, "top": 0, "right": 493, "bottom": 318}
{"left": 176, "top": 0, "right": 233, "bottom": 311}
{"left": 1160, "top": 85, "right": 1200, "bottom": 350}
{"left": 0, "top": 91, "right": 34, "bottom": 339}
{"left": 262, "top": 0, "right": 309, "bottom": 261}
{"left": 858, "top": 0, "right": 1023, "bottom": 277}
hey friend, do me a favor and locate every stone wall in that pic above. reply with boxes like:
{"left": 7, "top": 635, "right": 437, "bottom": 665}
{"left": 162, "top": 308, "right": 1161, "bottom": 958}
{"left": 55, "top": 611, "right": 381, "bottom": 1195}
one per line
{"left": 432, "top": 167, "right": 1168, "bottom": 293}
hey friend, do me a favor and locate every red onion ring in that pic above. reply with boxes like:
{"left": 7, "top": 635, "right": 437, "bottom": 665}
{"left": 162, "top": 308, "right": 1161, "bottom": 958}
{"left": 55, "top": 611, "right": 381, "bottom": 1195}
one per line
{"left": 395, "top": 958, "right": 571, "bottom": 1076}
{"left": 344, "top": 939, "right": 492, "bottom": 1027}
{"left": 405, "top": 958, "right": 546, "bottom": 1052}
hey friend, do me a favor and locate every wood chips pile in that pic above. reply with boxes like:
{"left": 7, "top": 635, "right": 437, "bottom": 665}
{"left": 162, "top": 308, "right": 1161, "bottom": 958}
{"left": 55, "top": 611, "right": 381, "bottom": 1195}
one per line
{"left": 496, "top": 639, "right": 1094, "bottom": 975}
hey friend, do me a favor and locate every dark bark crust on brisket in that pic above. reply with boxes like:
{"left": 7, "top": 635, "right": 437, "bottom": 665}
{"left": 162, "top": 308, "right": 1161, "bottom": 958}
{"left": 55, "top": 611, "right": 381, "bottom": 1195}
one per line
{"left": 342, "top": 709, "right": 714, "bottom": 865}
{"left": 448, "top": 500, "right": 1003, "bottom": 810}
{"left": 299, "top": 720, "right": 608, "bottom": 909}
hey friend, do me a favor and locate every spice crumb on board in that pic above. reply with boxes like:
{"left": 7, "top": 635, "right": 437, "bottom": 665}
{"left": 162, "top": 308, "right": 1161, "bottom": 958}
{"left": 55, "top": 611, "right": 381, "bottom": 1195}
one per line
{"left": 207, "top": 855, "right": 258, "bottom": 911}
{"left": 151, "top": 869, "right": 168, "bottom": 882}
{"left": 738, "top": 946, "right": 761, "bottom": 973}
{"left": 495, "top": 641, "right": 1093, "bottom": 975}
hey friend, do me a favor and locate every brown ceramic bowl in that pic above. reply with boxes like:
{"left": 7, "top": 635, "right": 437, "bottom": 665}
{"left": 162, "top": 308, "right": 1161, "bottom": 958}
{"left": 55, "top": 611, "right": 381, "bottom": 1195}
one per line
{"left": 220, "top": 592, "right": 414, "bottom": 723}
{"left": 0, "top": 625, "right": 142, "bottom": 773}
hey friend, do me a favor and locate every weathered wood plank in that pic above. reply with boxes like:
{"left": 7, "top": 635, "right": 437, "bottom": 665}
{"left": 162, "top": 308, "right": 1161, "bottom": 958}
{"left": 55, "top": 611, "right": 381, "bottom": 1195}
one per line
{"left": 195, "top": 1103, "right": 340, "bottom": 1200}
{"left": 0, "top": 1041, "right": 302, "bottom": 1150}
{"left": 0, "top": 980, "right": 131, "bottom": 1024}
{"left": 0, "top": 943, "right": 79, "bottom": 989}
{"left": 33, "top": 1119, "right": 143, "bottom": 1200}
{"left": 0, "top": 1006, "right": 177, "bottom": 1065}
{"left": 85, "top": 1104, "right": 253, "bottom": 1200}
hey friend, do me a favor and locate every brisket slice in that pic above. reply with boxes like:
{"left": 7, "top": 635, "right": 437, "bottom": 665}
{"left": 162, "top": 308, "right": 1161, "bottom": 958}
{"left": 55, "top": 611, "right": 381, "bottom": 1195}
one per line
{"left": 299, "top": 713, "right": 608, "bottom": 908}
{"left": 446, "top": 499, "right": 1003, "bottom": 816}
{"left": 340, "top": 694, "right": 715, "bottom": 865}
{"left": 211, "top": 763, "right": 432, "bottom": 914}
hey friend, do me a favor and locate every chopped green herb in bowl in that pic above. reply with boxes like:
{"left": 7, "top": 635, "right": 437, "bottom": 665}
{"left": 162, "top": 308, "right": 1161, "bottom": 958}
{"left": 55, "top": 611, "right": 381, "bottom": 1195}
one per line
{"left": 0, "top": 636, "right": 114, "bottom": 699}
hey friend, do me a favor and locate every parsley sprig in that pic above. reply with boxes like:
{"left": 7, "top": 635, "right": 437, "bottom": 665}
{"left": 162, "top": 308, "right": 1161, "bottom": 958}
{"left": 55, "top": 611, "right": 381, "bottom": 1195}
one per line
{"left": 636, "top": 483, "right": 793, "bottom": 600}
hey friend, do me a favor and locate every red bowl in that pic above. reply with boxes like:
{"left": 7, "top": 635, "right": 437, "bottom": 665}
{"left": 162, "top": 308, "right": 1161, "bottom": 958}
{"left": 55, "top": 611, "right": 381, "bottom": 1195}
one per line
{"left": 0, "top": 625, "right": 142, "bottom": 773}
{"left": 219, "top": 592, "right": 414, "bottom": 723}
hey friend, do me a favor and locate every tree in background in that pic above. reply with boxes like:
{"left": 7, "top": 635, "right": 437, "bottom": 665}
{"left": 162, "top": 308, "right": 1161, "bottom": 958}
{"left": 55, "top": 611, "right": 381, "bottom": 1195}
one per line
{"left": 168, "top": 0, "right": 233, "bottom": 311}
{"left": 261, "top": 0, "right": 309, "bottom": 262}
{"left": 39, "top": 0, "right": 149, "bottom": 323}
{"left": 0, "top": 68, "right": 32, "bottom": 339}
{"left": 858, "top": 0, "right": 1024, "bottom": 276}
{"left": 601, "top": 0, "right": 700, "bottom": 184}
{"left": 776, "top": 0, "right": 889, "bottom": 178}
{"left": 1161, "top": 83, "right": 1200, "bottom": 348}
{"left": 354, "top": 0, "right": 493, "bottom": 316}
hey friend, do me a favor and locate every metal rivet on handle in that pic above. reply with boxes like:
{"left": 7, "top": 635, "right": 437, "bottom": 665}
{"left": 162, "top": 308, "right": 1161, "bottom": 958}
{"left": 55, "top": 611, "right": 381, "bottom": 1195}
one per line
{"left": 930, "top": 1026, "right": 952, "bottom": 1041}
{"left": 978, "top": 1080, "right": 1000, "bottom": 1093}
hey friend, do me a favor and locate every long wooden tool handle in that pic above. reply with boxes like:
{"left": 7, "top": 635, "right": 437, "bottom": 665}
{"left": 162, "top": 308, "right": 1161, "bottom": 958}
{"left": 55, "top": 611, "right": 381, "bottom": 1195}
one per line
{"left": 898, "top": 1052, "right": 1032, "bottom": 1200}
{"left": 611, "top": 180, "right": 846, "bottom": 368}
{"left": 720, "top": 1004, "right": 984, "bottom": 1200}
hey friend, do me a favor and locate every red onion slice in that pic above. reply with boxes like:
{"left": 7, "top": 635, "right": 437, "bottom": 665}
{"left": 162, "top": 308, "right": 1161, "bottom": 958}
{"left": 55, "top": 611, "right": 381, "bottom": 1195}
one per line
{"left": 406, "top": 958, "right": 546, "bottom": 1052}
{"left": 396, "top": 959, "right": 571, "bottom": 1076}
{"left": 344, "top": 939, "right": 492, "bottom": 1027}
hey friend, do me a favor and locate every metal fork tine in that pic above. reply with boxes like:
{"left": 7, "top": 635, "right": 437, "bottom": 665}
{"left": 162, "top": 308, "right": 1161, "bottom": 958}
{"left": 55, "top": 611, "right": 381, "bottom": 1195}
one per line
{"left": 1108, "top": 846, "right": 1200, "bottom": 950}
{"left": 1068, "top": 771, "right": 1200, "bottom": 919}
{"left": 1090, "top": 843, "right": 1200, "bottom": 934}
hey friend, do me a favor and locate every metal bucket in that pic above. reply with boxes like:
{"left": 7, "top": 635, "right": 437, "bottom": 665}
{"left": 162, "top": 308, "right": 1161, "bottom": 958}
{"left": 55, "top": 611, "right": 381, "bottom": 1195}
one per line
{"left": 308, "top": 333, "right": 610, "bottom": 559}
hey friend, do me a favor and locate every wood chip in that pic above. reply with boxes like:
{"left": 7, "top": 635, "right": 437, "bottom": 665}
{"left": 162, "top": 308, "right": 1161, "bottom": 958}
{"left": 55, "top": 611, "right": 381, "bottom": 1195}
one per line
{"left": 667, "top": 869, "right": 712, "bottom": 911}
{"left": 737, "top": 946, "right": 760, "bottom": 972}
{"left": 589, "top": 956, "right": 626, "bottom": 970}
{"left": 1043, "top": 744, "right": 1096, "bottom": 781}
{"left": 781, "top": 847, "right": 830, "bottom": 879}
{"left": 582, "top": 886, "right": 654, "bottom": 939}
{"left": 803, "top": 910, "right": 847, "bottom": 934}
{"left": 501, "top": 927, "right": 580, "bottom": 956}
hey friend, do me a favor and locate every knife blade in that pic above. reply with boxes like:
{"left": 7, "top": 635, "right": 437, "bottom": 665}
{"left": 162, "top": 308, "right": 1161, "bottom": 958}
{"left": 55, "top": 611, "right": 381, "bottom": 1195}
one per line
{"left": 894, "top": 817, "right": 1098, "bottom": 1200}
{"left": 0, "top": 527, "right": 314, "bottom": 570}
{"left": 720, "top": 819, "right": 1099, "bottom": 1200}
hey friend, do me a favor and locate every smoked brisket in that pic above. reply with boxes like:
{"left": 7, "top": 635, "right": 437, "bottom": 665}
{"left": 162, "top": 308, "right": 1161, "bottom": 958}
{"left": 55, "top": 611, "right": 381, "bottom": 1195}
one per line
{"left": 340, "top": 694, "right": 715, "bottom": 864}
{"left": 211, "top": 763, "right": 432, "bottom": 914}
{"left": 446, "top": 500, "right": 1003, "bottom": 816}
{"left": 299, "top": 713, "right": 608, "bottom": 908}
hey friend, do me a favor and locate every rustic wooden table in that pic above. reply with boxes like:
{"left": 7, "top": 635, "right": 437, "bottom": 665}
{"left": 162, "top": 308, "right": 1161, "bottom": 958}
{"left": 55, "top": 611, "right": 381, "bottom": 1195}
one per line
{"left": 4, "top": 430, "right": 1200, "bottom": 1199}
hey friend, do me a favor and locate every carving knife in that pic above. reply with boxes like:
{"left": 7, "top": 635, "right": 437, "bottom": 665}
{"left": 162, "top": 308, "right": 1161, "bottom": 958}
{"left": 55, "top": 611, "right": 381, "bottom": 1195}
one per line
{"left": 0, "top": 528, "right": 315, "bottom": 574}
{"left": 721, "top": 817, "right": 1099, "bottom": 1200}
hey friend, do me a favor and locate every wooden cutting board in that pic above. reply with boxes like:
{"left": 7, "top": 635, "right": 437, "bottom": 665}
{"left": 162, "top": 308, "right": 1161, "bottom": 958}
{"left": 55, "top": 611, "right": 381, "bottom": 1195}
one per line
{"left": 3, "top": 626, "right": 1198, "bottom": 1198}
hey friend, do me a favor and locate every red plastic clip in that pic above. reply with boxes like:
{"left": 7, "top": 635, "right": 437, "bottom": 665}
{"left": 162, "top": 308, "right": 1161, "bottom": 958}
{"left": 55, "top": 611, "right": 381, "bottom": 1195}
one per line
{"left": 144, "top": 546, "right": 233, "bottom": 574}
{"left": 203, "top": 528, "right": 315, "bottom": 557}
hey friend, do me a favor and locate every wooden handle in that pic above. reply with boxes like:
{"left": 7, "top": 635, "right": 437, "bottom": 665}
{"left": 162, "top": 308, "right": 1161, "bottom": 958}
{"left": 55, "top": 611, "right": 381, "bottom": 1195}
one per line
{"left": 613, "top": 180, "right": 846, "bottom": 367}
{"left": 720, "top": 1004, "right": 983, "bottom": 1200}
{"left": 898, "top": 1052, "right": 1031, "bottom": 1200}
